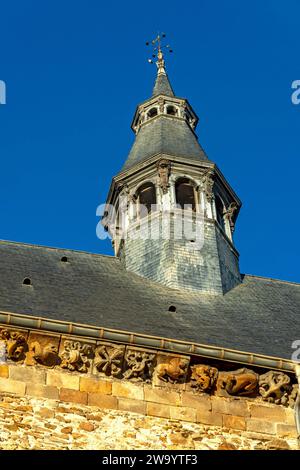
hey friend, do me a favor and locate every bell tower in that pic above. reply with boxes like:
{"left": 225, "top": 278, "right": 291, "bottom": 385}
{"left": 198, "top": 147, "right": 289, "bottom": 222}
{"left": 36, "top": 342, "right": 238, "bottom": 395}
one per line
{"left": 103, "top": 36, "right": 241, "bottom": 294}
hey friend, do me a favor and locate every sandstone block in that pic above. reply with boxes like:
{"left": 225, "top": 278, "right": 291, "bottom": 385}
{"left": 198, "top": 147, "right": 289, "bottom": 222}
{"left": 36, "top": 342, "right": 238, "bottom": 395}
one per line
{"left": 80, "top": 377, "right": 111, "bottom": 394}
{"left": 47, "top": 370, "right": 80, "bottom": 390}
{"left": 0, "top": 365, "right": 9, "bottom": 378}
{"left": 60, "top": 388, "right": 87, "bottom": 405}
{"left": 146, "top": 402, "right": 170, "bottom": 419}
{"left": 211, "top": 396, "right": 250, "bottom": 417}
{"left": 223, "top": 414, "right": 246, "bottom": 431}
{"left": 246, "top": 418, "right": 276, "bottom": 435}
{"left": 249, "top": 404, "right": 286, "bottom": 422}
{"left": 181, "top": 393, "right": 211, "bottom": 412}
{"left": 196, "top": 410, "right": 223, "bottom": 426}
{"left": 79, "top": 422, "right": 95, "bottom": 432}
{"left": 169, "top": 405, "right": 196, "bottom": 422}
{"left": 276, "top": 423, "right": 298, "bottom": 438}
{"left": 10, "top": 365, "right": 46, "bottom": 384}
{"left": 112, "top": 382, "right": 144, "bottom": 400}
{"left": 118, "top": 398, "right": 146, "bottom": 414}
{"left": 144, "top": 387, "right": 180, "bottom": 405}
{"left": 88, "top": 393, "right": 118, "bottom": 410}
{"left": 0, "top": 377, "right": 26, "bottom": 395}
{"left": 26, "top": 383, "right": 59, "bottom": 400}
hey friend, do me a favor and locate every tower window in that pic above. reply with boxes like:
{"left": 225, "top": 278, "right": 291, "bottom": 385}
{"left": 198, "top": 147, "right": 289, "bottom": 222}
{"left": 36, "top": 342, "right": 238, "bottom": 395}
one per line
{"left": 61, "top": 256, "right": 68, "bottom": 263}
{"left": 23, "top": 277, "right": 32, "bottom": 286}
{"left": 175, "top": 178, "right": 196, "bottom": 212}
{"left": 215, "top": 196, "right": 225, "bottom": 232}
{"left": 166, "top": 105, "right": 177, "bottom": 116}
{"left": 147, "top": 108, "right": 158, "bottom": 119}
{"left": 137, "top": 182, "right": 156, "bottom": 219}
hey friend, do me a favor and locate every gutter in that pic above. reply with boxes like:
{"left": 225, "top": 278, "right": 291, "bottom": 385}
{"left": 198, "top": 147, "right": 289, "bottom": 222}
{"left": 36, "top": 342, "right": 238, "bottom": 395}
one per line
{"left": 0, "top": 309, "right": 296, "bottom": 374}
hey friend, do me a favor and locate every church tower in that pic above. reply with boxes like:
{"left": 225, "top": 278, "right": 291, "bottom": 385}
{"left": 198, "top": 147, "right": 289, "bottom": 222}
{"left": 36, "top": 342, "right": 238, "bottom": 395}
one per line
{"left": 103, "top": 38, "right": 241, "bottom": 294}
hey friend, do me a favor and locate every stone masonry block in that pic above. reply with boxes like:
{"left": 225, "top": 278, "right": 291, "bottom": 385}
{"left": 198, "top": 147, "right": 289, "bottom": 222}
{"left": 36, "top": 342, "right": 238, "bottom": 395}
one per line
{"left": 276, "top": 424, "right": 298, "bottom": 438}
{"left": 46, "top": 369, "right": 80, "bottom": 390}
{"left": 0, "top": 365, "right": 9, "bottom": 378}
{"left": 223, "top": 414, "right": 246, "bottom": 431}
{"left": 0, "top": 377, "right": 26, "bottom": 395}
{"left": 144, "top": 386, "right": 180, "bottom": 405}
{"left": 88, "top": 392, "right": 118, "bottom": 410}
{"left": 196, "top": 410, "right": 223, "bottom": 427}
{"left": 181, "top": 393, "right": 211, "bottom": 412}
{"left": 118, "top": 398, "right": 146, "bottom": 415}
{"left": 246, "top": 418, "right": 276, "bottom": 435}
{"left": 9, "top": 365, "right": 46, "bottom": 384}
{"left": 249, "top": 404, "right": 287, "bottom": 422}
{"left": 169, "top": 405, "right": 196, "bottom": 423}
{"left": 26, "top": 383, "right": 59, "bottom": 400}
{"left": 146, "top": 402, "right": 170, "bottom": 419}
{"left": 60, "top": 388, "right": 88, "bottom": 405}
{"left": 112, "top": 382, "right": 144, "bottom": 401}
{"left": 80, "top": 376, "right": 112, "bottom": 395}
{"left": 211, "top": 396, "right": 250, "bottom": 417}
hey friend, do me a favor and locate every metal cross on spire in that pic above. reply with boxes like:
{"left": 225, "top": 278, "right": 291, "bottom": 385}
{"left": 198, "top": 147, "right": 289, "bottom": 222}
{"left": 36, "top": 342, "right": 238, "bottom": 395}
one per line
{"left": 146, "top": 33, "right": 173, "bottom": 75}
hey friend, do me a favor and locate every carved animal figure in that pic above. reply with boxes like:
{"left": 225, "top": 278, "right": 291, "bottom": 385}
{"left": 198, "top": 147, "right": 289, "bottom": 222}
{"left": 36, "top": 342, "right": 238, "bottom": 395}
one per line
{"left": 217, "top": 368, "right": 259, "bottom": 396}
{"left": 155, "top": 357, "right": 188, "bottom": 383}
{"left": 1, "top": 329, "right": 27, "bottom": 361}
{"left": 259, "top": 370, "right": 291, "bottom": 405}
{"left": 191, "top": 364, "right": 218, "bottom": 392}
{"left": 123, "top": 351, "right": 155, "bottom": 381}
{"left": 31, "top": 341, "right": 59, "bottom": 366}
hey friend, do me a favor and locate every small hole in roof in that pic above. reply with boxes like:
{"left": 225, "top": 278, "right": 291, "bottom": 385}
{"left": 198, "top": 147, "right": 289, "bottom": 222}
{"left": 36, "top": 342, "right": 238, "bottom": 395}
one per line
{"left": 168, "top": 305, "right": 176, "bottom": 313}
{"left": 23, "top": 278, "right": 32, "bottom": 286}
{"left": 61, "top": 256, "right": 68, "bottom": 262}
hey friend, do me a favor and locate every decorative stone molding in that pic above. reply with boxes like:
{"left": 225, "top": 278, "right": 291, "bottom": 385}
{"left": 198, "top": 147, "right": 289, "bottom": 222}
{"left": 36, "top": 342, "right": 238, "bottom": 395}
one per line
{"left": 60, "top": 340, "right": 94, "bottom": 373}
{"left": 0, "top": 326, "right": 297, "bottom": 409}
{"left": 0, "top": 329, "right": 28, "bottom": 362}
{"left": 259, "top": 371, "right": 291, "bottom": 405}
{"left": 123, "top": 348, "right": 156, "bottom": 382}
{"left": 94, "top": 343, "right": 125, "bottom": 378}
{"left": 190, "top": 364, "right": 218, "bottom": 392}
{"left": 217, "top": 368, "right": 259, "bottom": 397}
{"left": 199, "top": 170, "right": 214, "bottom": 203}
{"left": 157, "top": 159, "right": 171, "bottom": 194}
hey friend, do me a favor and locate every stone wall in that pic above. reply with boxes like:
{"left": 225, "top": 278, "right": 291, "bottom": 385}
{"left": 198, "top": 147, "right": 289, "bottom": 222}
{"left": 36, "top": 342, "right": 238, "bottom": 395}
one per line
{"left": 0, "top": 326, "right": 298, "bottom": 450}
{"left": 0, "top": 393, "right": 297, "bottom": 450}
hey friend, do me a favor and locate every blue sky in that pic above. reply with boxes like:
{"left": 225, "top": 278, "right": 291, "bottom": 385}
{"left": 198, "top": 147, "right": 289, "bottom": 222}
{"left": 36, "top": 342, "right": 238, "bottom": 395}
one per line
{"left": 0, "top": 0, "right": 299, "bottom": 283}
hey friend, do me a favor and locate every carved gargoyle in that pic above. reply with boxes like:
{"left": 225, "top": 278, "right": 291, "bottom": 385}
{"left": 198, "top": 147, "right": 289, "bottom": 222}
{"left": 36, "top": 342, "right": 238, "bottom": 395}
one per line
{"left": 94, "top": 344, "right": 124, "bottom": 377}
{"left": 190, "top": 364, "right": 218, "bottom": 392}
{"left": 217, "top": 368, "right": 259, "bottom": 397}
{"left": 60, "top": 341, "right": 93, "bottom": 373}
{"left": 0, "top": 329, "right": 27, "bottom": 361}
{"left": 31, "top": 341, "right": 59, "bottom": 367}
{"left": 155, "top": 357, "right": 188, "bottom": 384}
{"left": 123, "top": 350, "right": 156, "bottom": 382}
{"left": 259, "top": 370, "right": 291, "bottom": 405}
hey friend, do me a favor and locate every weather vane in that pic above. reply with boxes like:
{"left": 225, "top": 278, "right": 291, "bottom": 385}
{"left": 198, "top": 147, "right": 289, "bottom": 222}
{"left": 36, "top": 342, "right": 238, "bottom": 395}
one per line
{"left": 146, "top": 33, "right": 173, "bottom": 74}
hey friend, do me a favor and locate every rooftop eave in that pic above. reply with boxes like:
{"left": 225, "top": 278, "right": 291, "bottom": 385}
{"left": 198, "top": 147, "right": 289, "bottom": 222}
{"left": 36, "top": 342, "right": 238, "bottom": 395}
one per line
{"left": 0, "top": 309, "right": 296, "bottom": 374}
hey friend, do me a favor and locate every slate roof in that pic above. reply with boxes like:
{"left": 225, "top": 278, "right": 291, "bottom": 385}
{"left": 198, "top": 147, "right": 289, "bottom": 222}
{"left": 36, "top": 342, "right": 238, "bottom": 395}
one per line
{"left": 0, "top": 240, "right": 299, "bottom": 361}
{"left": 122, "top": 116, "right": 208, "bottom": 171}
{"left": 152, "top": 72, "right": 175, "bottom": 97}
